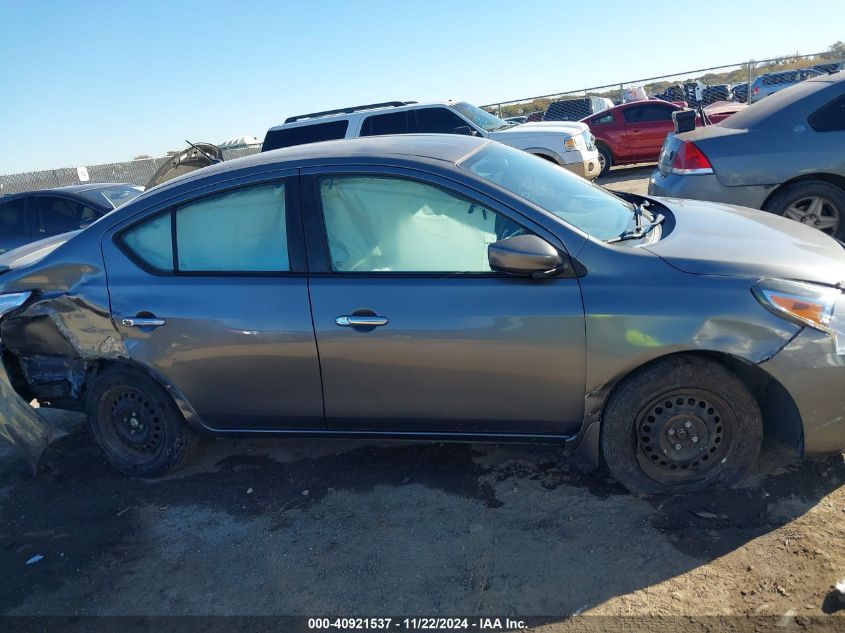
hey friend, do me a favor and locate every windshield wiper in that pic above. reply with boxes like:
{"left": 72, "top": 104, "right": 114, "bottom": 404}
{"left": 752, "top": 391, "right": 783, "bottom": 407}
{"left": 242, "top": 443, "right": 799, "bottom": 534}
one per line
{"left": 606, "top": 213, "right": 665, "bottom": 243}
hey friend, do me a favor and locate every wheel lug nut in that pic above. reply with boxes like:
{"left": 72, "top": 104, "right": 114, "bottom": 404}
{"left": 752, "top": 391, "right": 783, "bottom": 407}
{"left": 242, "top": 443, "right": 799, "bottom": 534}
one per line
{"left": 685, "top": 421, "right": 692, "bottom": 428}
{"left": 692, "top": 436, "right": 699, "bottom": 443}
{"left": 668, "top": 429, "right": 675, "bottom": 436}
{"left": 674, "top": 444, "right": 682, "bottom": 450}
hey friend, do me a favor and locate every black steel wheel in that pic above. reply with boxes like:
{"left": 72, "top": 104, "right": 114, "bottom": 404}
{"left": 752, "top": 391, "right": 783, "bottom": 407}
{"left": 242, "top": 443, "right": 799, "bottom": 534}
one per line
{"left": 86, "top": 367, "right": 197, "bottom": 477}
{"left": 635, "top": 389, "right": 734, "bottom": 485}
{"left": 601, "top": 355, "right": 762, "bottom": 495}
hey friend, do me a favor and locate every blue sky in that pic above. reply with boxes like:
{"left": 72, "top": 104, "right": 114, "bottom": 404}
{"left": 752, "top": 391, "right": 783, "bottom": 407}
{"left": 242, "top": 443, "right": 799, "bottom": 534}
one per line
{"left": 0, "top": 0, "right": 842, "bottom": 173}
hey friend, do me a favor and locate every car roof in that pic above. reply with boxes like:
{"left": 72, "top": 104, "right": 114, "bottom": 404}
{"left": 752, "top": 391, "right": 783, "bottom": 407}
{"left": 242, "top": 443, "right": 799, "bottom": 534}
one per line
{"left": 1, "top": 183, "right": 136, "bottom": 201}
{"left": 268, "top": 100, "right": 462, "bottom": 130}
{"left": 143, "top": 134, "right": 490, "bottom": 196}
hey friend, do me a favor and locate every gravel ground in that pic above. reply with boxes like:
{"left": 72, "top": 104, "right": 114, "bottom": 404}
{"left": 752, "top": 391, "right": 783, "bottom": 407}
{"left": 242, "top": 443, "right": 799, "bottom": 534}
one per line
{"left": 1, "top": 167, "right": 844, "bottom": 629}
{"left": 1, "top": 406, "right": 843, "bottom": 626}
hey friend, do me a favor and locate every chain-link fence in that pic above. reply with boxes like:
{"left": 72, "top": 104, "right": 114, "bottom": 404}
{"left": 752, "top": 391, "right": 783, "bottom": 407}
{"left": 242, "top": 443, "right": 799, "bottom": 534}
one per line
{"left": 0, "top": 145, "right": 263, "bottom": 196}
{"left": 481, "top": 51, "right": 842, "bottom": 122}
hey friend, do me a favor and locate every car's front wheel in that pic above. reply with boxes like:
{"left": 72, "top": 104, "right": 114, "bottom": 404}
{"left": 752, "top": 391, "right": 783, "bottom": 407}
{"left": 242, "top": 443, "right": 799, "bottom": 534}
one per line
{"left": 601, "top": 355, "right": 762, "bottom": 495}
{"left": 86, "top": 366, "right": 198, "bottom": 477}
{"left": 766, "top": 180, "right": 845, "bottom": 239}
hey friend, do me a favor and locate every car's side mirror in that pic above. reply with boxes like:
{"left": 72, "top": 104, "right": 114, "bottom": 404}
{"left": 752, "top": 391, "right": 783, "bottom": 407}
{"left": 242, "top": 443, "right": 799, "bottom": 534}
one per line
{"left": 453, "top": 125, "right": 477, "bottom": 136}
{"left": 488, "top": 235, "right": 566, "bottom": 278}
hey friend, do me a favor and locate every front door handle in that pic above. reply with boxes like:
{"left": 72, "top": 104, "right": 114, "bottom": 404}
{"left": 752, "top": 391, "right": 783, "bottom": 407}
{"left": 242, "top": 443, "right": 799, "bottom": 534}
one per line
{"left": 120, "top": 317, "right": 166, "bottom": 328}
{"left": 335, "top": 315, "right": 388, "bottom": 327}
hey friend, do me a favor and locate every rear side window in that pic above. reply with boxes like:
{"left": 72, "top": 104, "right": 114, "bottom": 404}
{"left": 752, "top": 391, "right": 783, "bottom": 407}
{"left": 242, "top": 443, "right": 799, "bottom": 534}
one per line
{"left": 415, "top": 107, "right": 470, "bottom": 133}
{"left": 0, "top": 198, "right": 29, "bottom": 235}
{"left": 34, "top": 196, "right": 97, "bottom": 234}
{"left": 121, "top": 183, "right": 289, "bottom": 273}
{"left": 809, "top": 93, "right": 845, "bottom": 132}
{"left": 262, "top": 121, "right": 349, "bottom": 152}
{"left": 591, "top": 112, "right": 614, "bottom": 125}
{"left": 624, "top": 104, "right": 673, "bottom": 123}
{"left": 360, "top": 111, "right": 415, "bottom": 136}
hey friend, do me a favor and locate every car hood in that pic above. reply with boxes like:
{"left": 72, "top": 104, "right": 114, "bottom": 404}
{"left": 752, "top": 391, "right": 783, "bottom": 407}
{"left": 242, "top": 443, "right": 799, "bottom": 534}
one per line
{"left": 0, "top": 230, "right": 80, "bottom": 272}
{"left": 145, "top": 142, "right": 223, "bottom": 190}
{"left": 644, "top": 196, "right": 845, "bottom": 286}
{"left": 489, "top": 120, "right": 588, "bottom": 139}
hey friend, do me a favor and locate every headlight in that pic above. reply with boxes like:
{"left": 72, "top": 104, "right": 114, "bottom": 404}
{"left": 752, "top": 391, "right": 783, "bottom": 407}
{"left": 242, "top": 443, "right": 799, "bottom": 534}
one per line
{"left": 752, "top": 278, "right": 845, "bottom": 354}
{"left": 564, "top": 135, "right": 583, "bottom": 151}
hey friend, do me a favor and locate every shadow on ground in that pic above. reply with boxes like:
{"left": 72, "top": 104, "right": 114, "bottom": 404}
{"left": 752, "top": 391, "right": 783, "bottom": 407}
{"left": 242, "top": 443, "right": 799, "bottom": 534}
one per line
{"left": 0, "top": 415, "right": 842, "bottom": 617}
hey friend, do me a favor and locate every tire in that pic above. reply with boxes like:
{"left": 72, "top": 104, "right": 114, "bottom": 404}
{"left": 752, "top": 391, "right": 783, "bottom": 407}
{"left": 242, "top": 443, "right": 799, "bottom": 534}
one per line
{"left": 85, "top": 366, "right": 198, "bottom": 477}
{"left": 601, "top": 355, "right": 762, "bottom": 495}
{"left": 764, "top": 180, "right": 845, "bottom": 240}
{"left": 596, "top": 145, "right": 613, "bottom": 177}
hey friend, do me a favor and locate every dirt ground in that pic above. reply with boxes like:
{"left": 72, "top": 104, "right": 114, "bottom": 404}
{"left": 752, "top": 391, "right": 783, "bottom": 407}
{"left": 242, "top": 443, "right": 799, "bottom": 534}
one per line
{"left": 1, "top": 166, "right": 844, "bottom": 629}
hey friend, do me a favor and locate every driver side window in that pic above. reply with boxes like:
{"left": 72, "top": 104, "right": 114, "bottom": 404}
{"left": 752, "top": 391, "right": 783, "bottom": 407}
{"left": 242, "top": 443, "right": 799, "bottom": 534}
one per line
{"left": 319, "top": 176, "right": 524, "bottom": 272}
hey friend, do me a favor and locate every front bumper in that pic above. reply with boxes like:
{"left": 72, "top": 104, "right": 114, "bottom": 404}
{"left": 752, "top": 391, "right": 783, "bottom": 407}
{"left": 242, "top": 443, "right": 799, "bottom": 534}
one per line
{"left": 760, "top": 328, "right": 845, "bottom": 455}
{"left": 562, "top": 156, "right": 601, "bottom": 181}
{"left": 648, "top": 169, "right": 774, "bottom": 210}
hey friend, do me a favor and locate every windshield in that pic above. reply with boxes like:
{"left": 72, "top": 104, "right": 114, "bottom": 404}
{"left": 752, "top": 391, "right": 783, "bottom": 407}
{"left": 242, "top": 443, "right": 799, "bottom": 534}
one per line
{"left": 79, "top": 185, "right": 143, "bottom": 210}
{"left": 452, "top": 102, "right": 511, "bottom": 132}
{"left": 459, "top": 142, "right": 634, "bottom": 241}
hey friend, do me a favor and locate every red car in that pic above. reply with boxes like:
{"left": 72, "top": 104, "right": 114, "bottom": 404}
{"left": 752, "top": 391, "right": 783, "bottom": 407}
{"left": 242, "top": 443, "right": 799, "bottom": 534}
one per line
{"left": 582, "top": 100, "right": 742, "bottom": 176}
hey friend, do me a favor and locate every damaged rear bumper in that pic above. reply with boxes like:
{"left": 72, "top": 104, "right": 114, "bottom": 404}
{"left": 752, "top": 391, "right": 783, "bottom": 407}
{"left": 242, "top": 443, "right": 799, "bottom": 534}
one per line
{"left": 0, "top": 291, "right": 57, "bottom": 471}
{"left": 0, "top": 367, "right": 61, "bottom": 472}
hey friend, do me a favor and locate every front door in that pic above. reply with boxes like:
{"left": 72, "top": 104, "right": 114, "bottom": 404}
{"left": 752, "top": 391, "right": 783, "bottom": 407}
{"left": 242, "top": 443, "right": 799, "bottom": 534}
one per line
{"left": 101, "top": 174, "right": 324, "bottom": 430}
{"left": 304, "top": 168, "right": 586, "bottom": 436}
{"left": 623, "top": 103, "right": 676, "bottom": 161}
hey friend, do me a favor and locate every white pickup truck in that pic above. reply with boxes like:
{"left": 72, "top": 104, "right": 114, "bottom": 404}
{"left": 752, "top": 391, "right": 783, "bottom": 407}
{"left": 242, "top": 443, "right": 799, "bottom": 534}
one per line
{"left": 262, "top": 100, "right": 601, "bottom": 180}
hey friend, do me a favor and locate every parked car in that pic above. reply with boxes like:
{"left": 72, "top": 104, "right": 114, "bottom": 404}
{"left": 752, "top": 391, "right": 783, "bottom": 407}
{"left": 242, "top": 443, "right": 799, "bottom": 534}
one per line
{"left": 543, "top": 96, "right": 613, "bottom": 122}
{"left": 649, "top": 71, "right": 845, "bottom": 237}
{"left": 683, "top": 80, "right": 706, "bottom": 105}
{"left": 582, "top": 100, "right": 739, "bottom": 176}
{"left": 1, "top": 134, "right": 845, "bottom": 495}
{"left": 731, "top": 83, "right": 749, "bottom": 103}
{"left": 262, "top": 100, "right": 601, "bottom": 180}
{"left": 504, "top": 115, "right": 528, "bottom": 124}
{"left": 812, "top": 60, "right": 845, "bottom": 75}
{"left": 749, "top": 68, "right": 825, "bottom": 103}
{"left": 654, "top": 84, "right": 686, "bottom": 103}
{"left": 0, "top": 183, "right": 142, "bottom": 253}
{"left": 702, "top": 84, "right": 731, "bottom": 105}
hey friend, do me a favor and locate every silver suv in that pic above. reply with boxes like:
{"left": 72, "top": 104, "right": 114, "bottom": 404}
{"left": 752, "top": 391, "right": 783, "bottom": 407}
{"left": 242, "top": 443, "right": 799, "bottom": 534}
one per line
{"left": 262, "top": 100, "right": 601, "bottom": 180}
{"left": 750, "top": 68, "right": 824, "bottom": 103}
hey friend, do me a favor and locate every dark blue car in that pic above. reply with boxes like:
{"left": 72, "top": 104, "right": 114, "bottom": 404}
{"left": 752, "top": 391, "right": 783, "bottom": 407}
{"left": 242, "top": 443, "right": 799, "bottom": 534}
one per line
{"left": 0, "top": 183, "right": 142, "bottom": 253}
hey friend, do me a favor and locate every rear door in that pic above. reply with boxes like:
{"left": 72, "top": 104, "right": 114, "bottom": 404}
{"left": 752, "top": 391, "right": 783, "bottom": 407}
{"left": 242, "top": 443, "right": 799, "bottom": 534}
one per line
{"left": 101, "top": 171, "right": 324, "bottom": 431}
{"left": 303, "top": 165, "right": 586, "bottom": 436}
{"left": 33, "top": 195, "right": 99, "bottom": 239}
{"left": 623, "top": 103, "right": 677, "bottom": 161}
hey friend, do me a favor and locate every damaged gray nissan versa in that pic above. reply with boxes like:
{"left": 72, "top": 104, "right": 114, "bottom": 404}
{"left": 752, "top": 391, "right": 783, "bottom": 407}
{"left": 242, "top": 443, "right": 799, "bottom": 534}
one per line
{"left": 0, "top": 134, "right": 844, "bottom": 494}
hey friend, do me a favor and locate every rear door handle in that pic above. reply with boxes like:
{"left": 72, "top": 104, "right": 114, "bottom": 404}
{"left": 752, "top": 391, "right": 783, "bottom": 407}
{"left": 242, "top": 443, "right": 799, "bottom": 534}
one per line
{"left": 335, "top": 315, "right": 388, "bottom": 327}
{"left": 120, "top": 317, "right": 166, "bottom": 328}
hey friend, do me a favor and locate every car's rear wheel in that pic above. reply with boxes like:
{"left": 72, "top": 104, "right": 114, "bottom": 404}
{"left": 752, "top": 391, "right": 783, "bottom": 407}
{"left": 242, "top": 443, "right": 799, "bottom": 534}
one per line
{"left": 601, "top": 355, "right": 762, "bottom": 495}
{"left": 765, "top": 180, "right": 845, "bottom": 239}
{"left": 597, "top": 145, "right": 613, "bottom": 177}
{"left": 86, "top": 367, "right": 198, "bottom": 477}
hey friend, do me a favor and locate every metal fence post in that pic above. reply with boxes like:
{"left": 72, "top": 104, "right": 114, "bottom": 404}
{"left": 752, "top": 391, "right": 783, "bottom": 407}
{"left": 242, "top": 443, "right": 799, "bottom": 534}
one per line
{"left": 746, "top": 61, "right": 752, "bottom": 103}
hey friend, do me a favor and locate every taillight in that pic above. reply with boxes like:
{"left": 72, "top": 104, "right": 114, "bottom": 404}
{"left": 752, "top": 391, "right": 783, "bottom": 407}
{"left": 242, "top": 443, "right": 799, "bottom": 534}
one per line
{"left": 669, "top": 140, "right": 714, "bottom": 175}
{"left": 752, "top": 86, "right": 759, "bottom": 95}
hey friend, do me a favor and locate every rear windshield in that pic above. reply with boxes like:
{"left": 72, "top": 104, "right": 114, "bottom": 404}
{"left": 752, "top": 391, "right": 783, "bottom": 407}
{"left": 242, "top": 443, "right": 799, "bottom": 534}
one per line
{"left": 78, "top": 185, "right": 143, "bottom": 209}
{"left": 719, "top": 78, "right": 832, "bottom": 129}
{"left": 262, "top": 120, "right": 349, "bottom": 152}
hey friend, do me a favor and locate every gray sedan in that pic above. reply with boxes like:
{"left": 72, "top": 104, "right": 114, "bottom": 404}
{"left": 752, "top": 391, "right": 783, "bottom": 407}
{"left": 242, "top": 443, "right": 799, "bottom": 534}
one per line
{"left": 649, "top": 71, "right": 845, "bottom": 238}
{"left": 1, "top": 135, "right": 844, "bottom": 495}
